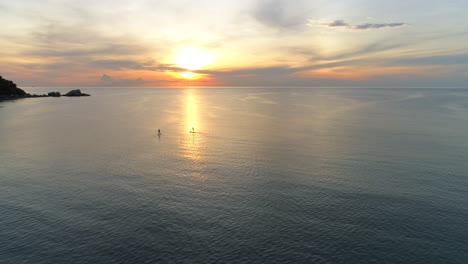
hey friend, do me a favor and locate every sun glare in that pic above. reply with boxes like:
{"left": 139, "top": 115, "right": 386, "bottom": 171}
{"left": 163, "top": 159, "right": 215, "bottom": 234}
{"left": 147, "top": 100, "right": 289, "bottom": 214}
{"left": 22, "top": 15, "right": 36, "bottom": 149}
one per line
{"left": 178, "top": 72, "right": 198, "bottom": 78}
{"left": 174, "top": 48, "right": 213, "bottom": 79}
{"left": 175, "top": 48, "right": 213, "bottom": 70}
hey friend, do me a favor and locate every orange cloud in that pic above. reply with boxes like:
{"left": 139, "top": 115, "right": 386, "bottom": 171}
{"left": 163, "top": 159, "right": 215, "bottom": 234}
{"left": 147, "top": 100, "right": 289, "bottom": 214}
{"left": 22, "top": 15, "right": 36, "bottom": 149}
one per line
{"left": 297, "top": 65, "right": 446, "bottom": 82}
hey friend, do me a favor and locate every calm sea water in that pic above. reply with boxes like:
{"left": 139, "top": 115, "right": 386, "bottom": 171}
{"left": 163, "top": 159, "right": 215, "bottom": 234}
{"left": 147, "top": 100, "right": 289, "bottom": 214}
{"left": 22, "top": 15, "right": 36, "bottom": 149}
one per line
{"left": 1, "top": 88, "right": 467, "bottom": 263}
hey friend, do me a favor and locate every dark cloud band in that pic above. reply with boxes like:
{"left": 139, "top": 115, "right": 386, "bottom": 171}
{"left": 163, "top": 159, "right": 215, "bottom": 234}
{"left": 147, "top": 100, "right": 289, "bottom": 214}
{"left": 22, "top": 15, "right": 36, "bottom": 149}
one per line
{"left": 312, "top": 19, "right": 408, "bottom": 30}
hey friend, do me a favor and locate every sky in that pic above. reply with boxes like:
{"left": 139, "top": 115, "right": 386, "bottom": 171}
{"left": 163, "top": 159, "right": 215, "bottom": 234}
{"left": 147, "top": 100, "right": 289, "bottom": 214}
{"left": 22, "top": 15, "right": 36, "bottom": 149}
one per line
{"left": 1, "top": 0, "right": 468, "bottom": 87}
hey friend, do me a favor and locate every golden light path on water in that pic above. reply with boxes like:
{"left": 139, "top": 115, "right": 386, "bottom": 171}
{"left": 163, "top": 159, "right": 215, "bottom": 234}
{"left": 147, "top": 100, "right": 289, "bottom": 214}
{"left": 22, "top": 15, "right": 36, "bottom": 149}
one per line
{"left": 180, "top": 89, "right": 206, "bottom": 179}
{"left": 184, "top": 88, "right": 200, "bottom": 134}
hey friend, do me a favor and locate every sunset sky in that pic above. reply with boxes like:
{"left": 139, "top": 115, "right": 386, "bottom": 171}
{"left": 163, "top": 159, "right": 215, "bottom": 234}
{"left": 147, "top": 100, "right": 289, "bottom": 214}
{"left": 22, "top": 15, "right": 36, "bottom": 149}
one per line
{"left": 1, "top": 0, "right": 468, "bottom": 87}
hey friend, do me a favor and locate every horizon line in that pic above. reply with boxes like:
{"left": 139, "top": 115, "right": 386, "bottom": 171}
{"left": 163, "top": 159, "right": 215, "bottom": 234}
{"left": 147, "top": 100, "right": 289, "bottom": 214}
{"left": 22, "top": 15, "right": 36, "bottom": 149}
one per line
{"left": 24, "top": 86, "right": 468, "bottom": 89}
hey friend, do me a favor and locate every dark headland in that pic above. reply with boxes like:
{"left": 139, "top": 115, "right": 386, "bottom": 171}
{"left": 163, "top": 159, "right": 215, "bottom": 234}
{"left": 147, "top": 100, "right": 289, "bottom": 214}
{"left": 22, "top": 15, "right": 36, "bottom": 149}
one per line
{"left": 0, "top": 76, "right": 90, "bottom": 100}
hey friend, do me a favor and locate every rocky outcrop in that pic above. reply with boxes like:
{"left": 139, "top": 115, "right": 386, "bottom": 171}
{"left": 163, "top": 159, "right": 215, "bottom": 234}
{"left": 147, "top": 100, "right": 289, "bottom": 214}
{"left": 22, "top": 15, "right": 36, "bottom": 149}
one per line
{"left": 48, "top": 91, "right": 61, "bottom": 97}
{"left": 63, "top": 89, "right": 90, "bottom": 97}
{"left": 0, "top": 76, "right": 91, "bottom": 101}
{"left": 0, "top": 76, "right": 27, "bottom": 97}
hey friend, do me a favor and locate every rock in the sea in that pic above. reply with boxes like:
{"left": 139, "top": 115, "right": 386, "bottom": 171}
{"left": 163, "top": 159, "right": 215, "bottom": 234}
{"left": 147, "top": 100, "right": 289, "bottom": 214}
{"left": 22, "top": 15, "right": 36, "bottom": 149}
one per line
{"left": 48, "top": 91, "right": 61, "bottom": 97}
{"left": 63, "top": 89, "right": 90, "bottom": 97}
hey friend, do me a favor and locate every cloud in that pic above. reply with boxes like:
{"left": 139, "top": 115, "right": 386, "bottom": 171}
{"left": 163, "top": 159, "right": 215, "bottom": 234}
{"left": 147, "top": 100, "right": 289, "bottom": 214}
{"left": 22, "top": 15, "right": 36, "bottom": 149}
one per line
{"left": 391, "top": 54, "right": 468, "bottom": 66}
{"left": 144, "top": 64, "right": 187, "bottom": 72}
{"left": 310, "top": 19, "right": 408, "bottom": 30}
{"left": 25, "top": 44, "right": 143, "bottom": 58}
{"left": 99, "top": 74, "right": 144, "bottom": 86}
{"left": 284, "top": 40, "right": 410, "bottom": 64}
{"left": 328, "top": 20, "right": 348, "bottom": 27}
{"left": 251, "top": 0, "right": 311, "bottom": 29}
{"left": 195, "top": 60, "right": 355, "bottom": 79}
{"left": 91, "top": 60, "right": 144, "bottom": 70}
{"left": 354, "top": 22, "right": 407, "bottom": 30}
{"left": 11, "top": 19, "right": 194, "bottom": 79}
{"left": 196, "top": 51, "right": 468, "bottom": 87}
{"left": 91, "top": 59, "right": 187, "bottom": 72}
{"left": 322, "top": 42, "right": 407, "bottom": 61}
{"left": 24, "top": 22, "right": 148, "bottom": 58}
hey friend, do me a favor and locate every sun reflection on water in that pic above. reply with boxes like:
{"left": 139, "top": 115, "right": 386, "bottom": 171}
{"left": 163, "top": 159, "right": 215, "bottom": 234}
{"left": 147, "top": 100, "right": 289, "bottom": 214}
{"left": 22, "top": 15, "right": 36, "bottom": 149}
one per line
{"left": 185, "top": 89, "right": 200, "bottom": 133}
{"left": 180, "top": 89, "right": 206, "bottom": 179}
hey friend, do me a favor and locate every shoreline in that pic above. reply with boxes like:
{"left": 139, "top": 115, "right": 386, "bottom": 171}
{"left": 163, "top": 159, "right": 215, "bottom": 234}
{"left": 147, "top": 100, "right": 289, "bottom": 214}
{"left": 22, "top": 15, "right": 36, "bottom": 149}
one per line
{"left": 0, "top": 94, "right": 49, "bottom": 101}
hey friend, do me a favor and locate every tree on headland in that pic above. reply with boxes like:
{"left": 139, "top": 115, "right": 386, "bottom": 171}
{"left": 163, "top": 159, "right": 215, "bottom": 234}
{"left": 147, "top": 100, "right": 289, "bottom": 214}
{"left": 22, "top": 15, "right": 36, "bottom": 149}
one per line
{"left": 0, "top": 76, "right": 27, "bottom": 96}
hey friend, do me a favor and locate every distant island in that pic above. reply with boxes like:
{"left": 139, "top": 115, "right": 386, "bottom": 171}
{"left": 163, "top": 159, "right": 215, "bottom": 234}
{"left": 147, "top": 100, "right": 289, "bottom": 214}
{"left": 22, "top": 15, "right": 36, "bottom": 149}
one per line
{"left": 0, "top": 76, "right": 90, "bottom": 100}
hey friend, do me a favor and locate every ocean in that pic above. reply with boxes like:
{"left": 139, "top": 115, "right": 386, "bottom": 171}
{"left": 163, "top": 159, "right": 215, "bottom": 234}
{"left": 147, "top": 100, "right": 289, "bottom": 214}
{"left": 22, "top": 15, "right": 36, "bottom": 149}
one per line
{"left": 1, "top": 88, "right": 467, "bottom": 263}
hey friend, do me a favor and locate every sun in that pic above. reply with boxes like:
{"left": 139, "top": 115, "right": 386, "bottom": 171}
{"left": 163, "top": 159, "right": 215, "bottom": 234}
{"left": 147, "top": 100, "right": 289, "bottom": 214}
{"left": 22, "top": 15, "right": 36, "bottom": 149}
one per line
{"left": 175, "top": 48, "right": 213, "bottom": 78}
